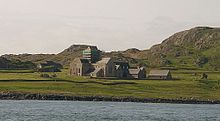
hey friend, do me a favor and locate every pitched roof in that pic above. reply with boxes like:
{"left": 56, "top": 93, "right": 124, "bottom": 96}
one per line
{"left": 96, "top": 58, "right": 111, "bottom": 64}
{"left": 149, "top": 70, "right": 170, "bottom": 76}
{"left": 91, "top": 68, "right": 102, "bottom": 74}
{"left": 71, "top": 58, "right": 90, "bottom": 64}
{"left": 114, "top": 61, "right": 129, "bottom": 66}
{"left": 128, "top": 69, "right": 140, "bottom": 75}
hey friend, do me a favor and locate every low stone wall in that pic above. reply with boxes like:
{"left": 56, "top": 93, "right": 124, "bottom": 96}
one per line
{"left": 0, "top": 93, "right": 220, "bottom": 104}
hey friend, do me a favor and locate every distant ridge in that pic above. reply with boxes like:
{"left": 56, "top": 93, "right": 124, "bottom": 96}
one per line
{"left": 2, "top": 45, "right": 97, "bottom": 67}
{"left": 2, "top": 26, "right": 220, "bottom": 70}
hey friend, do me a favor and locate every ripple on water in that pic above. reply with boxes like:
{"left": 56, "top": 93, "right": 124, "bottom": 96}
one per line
{"left": 0, "top": 100, "right": 220, "bottom": 121}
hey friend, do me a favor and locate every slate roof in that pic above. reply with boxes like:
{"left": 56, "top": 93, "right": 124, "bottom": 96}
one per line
{"left": 91, "top": 68, "right": 102, "bottom": 74}
{"left": 148, "top": 70, "right": 170, "bottom": 76}
{"left": 114, "top": 61, "right": 129, "bottom": 67}
{"left": 96, "top": 58, "right": 111, "bottom": 64}
{"left": 128, "top": 69, "right": 140, "bottom": 75}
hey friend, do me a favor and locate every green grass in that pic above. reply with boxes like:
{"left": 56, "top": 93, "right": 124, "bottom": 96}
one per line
{"left": 0, "top": 69, "right": 220, "bottom": 100}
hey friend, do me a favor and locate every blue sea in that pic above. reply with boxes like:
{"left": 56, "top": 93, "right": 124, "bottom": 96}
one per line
{"left": 0, "top": 100, "right": 219, "bottom": 121}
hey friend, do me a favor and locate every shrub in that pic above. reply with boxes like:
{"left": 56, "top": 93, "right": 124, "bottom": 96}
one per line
{"left": 196, "top": 57, "right": 209, "bottom": 67}
{"left": 40, "top": 74, "right": 50, "bottom": 78}
{"left": 51, "top": 74, "right": 57, "bottom": 78}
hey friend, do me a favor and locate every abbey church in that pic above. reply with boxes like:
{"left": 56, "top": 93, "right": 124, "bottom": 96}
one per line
{"left": 69, "top": 46, "right": 146, "bottom": 79}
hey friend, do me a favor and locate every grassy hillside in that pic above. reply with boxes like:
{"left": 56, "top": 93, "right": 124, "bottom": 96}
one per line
{"left": 137, "top": 27, "right": 220, "bottom": 70}
{"left": 2, "top": 26, "right": 220, "bottom": 70}
{"left": 202, "top": 45, "right": 220, "bottom": 70}
{"left": 2, "top": 45, "right": 94, "bottom": 67}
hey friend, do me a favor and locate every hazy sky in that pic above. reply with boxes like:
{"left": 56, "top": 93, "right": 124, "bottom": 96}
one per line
{"left": 0, "top": 0, "right": 220, "bottom": 55}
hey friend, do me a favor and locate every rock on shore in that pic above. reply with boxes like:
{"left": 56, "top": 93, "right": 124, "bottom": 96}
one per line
{"left": 0, "top": 92, "right": 220, "bottom": 104}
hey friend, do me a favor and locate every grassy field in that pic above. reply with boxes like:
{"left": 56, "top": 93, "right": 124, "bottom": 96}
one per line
{"left": 0, "top": 69, "right": 220, "bottom": 100}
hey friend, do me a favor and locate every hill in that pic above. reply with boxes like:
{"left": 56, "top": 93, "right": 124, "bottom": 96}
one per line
{"left": 139, "top": 27, "right": 220, "bottom": 70}
{"left": 2, "top": 45, "right": 96, "bottom": 67}
{"left": 1, "top": 26, "right": 220, "bottom": 70}
{"left": 2, "top": 45, "right": 143, "bottom": 68}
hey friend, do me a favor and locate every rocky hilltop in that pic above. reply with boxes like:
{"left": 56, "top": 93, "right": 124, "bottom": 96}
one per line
{"left": 141, "top": 27, "right": 220, "bottom": 70}
{"left": 2, "top": 27, "right": 220, "bottom": 70}
{"left": 2, "top": 45, "right": 95, "bottom": 67}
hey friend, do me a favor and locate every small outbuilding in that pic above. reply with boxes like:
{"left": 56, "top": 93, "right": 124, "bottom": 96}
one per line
{"left": 128, "top": 67, "right": 146, "bottom": 79}
{"left": 148, "top": 70, "right": 172, "bottom": 80}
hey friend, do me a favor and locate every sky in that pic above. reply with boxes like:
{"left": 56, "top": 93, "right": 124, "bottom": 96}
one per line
{"left": 0, "top": 0, "right": 220, "bottom": 55}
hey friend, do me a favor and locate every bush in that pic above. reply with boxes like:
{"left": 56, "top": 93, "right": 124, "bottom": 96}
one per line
{"left": 201, "top": 73, "right": 208, "bottom": 80}
{"left": 51, "top": 74, "right": 57, "bottom": 78}
{"left": 196, "top": 57, "right": 209, "bottom": 67}
{"left": 40, "top": 74, "right": 50, "bottom": 78}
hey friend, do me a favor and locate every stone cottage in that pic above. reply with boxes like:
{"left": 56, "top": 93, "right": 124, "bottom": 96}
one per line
{"left": 148, "top": 70, "right": 172, "bottom": 80}
{"left": 128, "top": 67, "right": 146, "bottom": 79}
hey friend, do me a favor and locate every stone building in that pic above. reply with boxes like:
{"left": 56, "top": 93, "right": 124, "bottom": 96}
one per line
{"left": 70, "top": 58, "right": 94, "bottom": 76}
{"left": 69, "top": 46, "right": 146, "bottom": 79}
{"left": 114, "top": 61, "right": 130, "bottom": 78}
{"left": 148, "top": 70, "right": 172, "bottom": 80}
{"left": 128, "top": 67, "right": 146, "bottom": 79}
{"left": 70, "top": 46, "right": 101, "bottom": 76}
{"left": 91, "top": 58, "right": 116, "bottom": 77}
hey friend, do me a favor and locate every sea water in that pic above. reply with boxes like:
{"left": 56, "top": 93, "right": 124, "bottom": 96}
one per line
{"left": 0, "top": 100, "right": 219, "bottom": 121}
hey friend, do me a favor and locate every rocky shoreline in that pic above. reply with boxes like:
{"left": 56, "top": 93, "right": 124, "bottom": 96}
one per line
{"left": 0, "top": 93, "right": 220, "bottom": 104}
